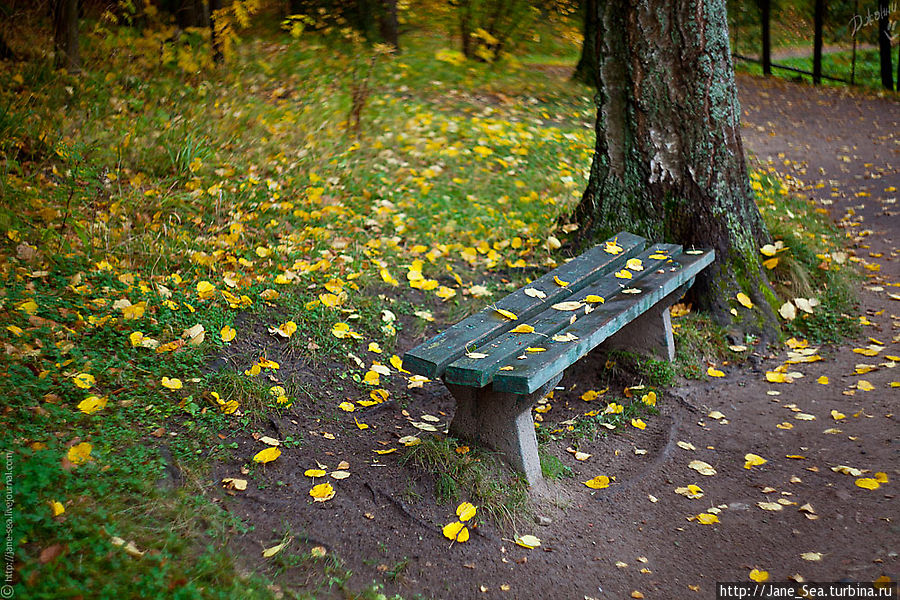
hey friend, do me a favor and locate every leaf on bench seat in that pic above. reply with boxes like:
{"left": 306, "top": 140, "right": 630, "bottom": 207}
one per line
{"left": 492, "top": 307, "right": 518, "bottom": 320}
{"left": 551, "top": 301, "right": 583, "bottom": 311}
{"left": 523, "top": 287, "right": 546, "bottom": 299}
{"left": 553, "top": 275, "right": 569, "bottom": 287}
{"left": 510, "top": 324, "right": 535, "bottom": 334}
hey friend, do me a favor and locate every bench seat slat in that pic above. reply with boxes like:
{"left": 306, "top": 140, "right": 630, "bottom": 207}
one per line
{"left": 491, "top": 249, "right": 715, "bottom": 395}
{"left": 402, "top": 231, "right": 647, "bottom": 379}
{"left": 443, "top": 244, "right": 682, "bottom": 388}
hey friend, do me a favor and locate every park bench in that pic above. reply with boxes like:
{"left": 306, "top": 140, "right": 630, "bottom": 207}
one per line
{"left": 402, "top": 232, "right": 715, "bottom": 486}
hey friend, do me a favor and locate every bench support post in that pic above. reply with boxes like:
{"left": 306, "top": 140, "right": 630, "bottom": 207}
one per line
{"left": 603, "top": 281, "right": 692, "bottom": 361}
{"left": 443, "top": 373, "right": 562, "bottom": 487}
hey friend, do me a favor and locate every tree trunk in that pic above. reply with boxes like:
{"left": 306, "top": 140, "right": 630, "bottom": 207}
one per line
{"left": 812, "top": 0, "right": 824, "bottom": 85}
{"left": 572, "top": 0, "right": 599, "bottom": 86}
{"left": 758, "top": 0, "right": 771, "bottom": 76}
{"left": 209, "top": 0, "right": 223, "bottom": 63}
{"left": 53, "top": 0, "right": 79, "bottom": 72}
{"left": 569, "top": 0, "right": 777, "bottom": 336}
{"left": 878, "top": 0, "right": 893, "bottom": 90}
{"left": 377, "top": 0, "right": 400, "bottom": 51}
{"left": 459, "top": 0, "right": 473, "bottom": 59}
{"left": 0, "top": 31, "right": 15, "bottom": 61}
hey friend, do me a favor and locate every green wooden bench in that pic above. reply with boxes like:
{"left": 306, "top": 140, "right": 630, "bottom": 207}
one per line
{"left": 403, "top": 232, "right": 715, "bottom": 486}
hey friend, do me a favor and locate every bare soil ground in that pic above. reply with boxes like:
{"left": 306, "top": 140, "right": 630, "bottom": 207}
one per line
{"left": 211, "top": 74, "right": 899, "bottom": 599}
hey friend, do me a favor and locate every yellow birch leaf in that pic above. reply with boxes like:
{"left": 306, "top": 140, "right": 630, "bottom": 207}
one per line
{"left": 817, "top": 376, "right": 829, "bottom": 385}
{"left": 744, "top": 453, "right": 767, "bottom": 469}
{"left": 749, "top": 569, "right": 770, "bottom": 582}
{"left": 584, "top": 295, "right": 605, "bottom": 303}
{"left": 77, "top": 396, "right": 107, "bottom": 414}
{"left": 515, "top": 534, "right": 541, "bottom": 549}
{"left": 161, "top": 377, "right": 183, "bottom": 390}
{"left": 67, "top": 442, "right": 93, "bottom": 466}
{"left": 855, "top": 478, "right": 880, "bottom": 490}
{"left": 707, "top": 367, "right": 725, "bottom": 377}
{"left": 262, "top": 541, "right": 288, "bottom": 558}
{"left": 736, "top": 293, "right": 753, "bottom": 308}
{"left": 456, "top": 502, "right": 477, "bottom": 522}
{"left": 310, "top": 483, "right": 335, "bottom": 501}
{"left": 688, "top": 460, "right": 716, "bottom": 476}
{"left": 50, "top": 500, "right": 65, "bottom": 516}
{"left": 583, "top": 475, "right": 611, "bottom": 489}
{"left": 493, "top": 307, "right": 518, "bottom": 320}
{"left": 631, "top": 418, "right": 646, "bottom": 430}
{"left": 695, "top": 513, "right": 719, "bottom": 525}
{"left": 763, "top": 257, "right": 779, "bottom": 269}
{"left": 554, "top": 276, "right": 569, "bottom": 287}
{"left": 73, "top": 373, "right": 95, "bottom": 389}
{"left": 857, "top": 380, "right": 874, "bottom": 391}
{"left": 220, "top": 325, "right": 236, "bottom": 342}
{"left": 304, "top": 469, "right": 327, "bottom": 477}
{"left": 442, "top": 521, "right": 469, "bottom": 543}
{"left": 614, "top": 269, "right": 632, "bottom": 279}
{"left": 253, "top": 447, "right": 281, "bottom": 463}
{"left": 510, "top": 324, "right": 535, "bottom": 334}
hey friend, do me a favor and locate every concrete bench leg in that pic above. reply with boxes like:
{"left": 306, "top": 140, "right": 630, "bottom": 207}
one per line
{"left": 603, "top": 281, "right": 692, "bottom": 361}
{"left": 443, "top": 373, "right": 562, "bottom": 487}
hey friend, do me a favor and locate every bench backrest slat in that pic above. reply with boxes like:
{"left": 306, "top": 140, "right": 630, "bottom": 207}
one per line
{"left": 491, "top": 249, "right": 715, "bottom": 394}
{"left": 442, "top": 244, "right": 682, "bottom": 388}
{"left": 402, "top": 231, "right": 647, "bottom": 379}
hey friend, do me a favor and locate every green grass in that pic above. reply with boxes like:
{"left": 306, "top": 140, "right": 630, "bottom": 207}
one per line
{"left": 401, "top": 437, "right": 530, "bottom": 528}
{"left": 735, "top": 49, "right": 891, "bottom": 92}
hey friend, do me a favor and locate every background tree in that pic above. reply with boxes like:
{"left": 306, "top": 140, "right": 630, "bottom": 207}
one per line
{"left": 758, "top": 0, "right": 771, "bottom": 75}
{"left": 812, "top": 0, "right": 824, "bottom": 84}
{"left": 53, "top": 0, "right": 79, "bottom": 71}
{"left": 878, "top": 0, "right": 893, "bottom": 90}
{"left": 572, "top": 0, "right": 598, "bottom": 85}
{"left": 569, "top": 0, "right": 777, "bottom": 334}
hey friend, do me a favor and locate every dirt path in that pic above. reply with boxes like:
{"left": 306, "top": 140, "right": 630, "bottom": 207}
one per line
{"left": 216, "top": 76, "right": 899, "bottom": 599}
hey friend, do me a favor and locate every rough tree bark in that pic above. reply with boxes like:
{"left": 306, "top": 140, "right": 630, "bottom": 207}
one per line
{"left": 209, "top": 0, "right": 223, "bottom": 63}
{"left": 812, "top": 0, "right": 824, "bottom": 85}
{"left": 569, "top": 0, "right": 777, "bottom": 336}
{"left": 53, "top": 0, "right": 79, "bottom": 72}
{"left": 377, "top": 0, "right": 400, "bottom": 51}
{"left": 572, "top": 0, "right": 599, "bottom": 86}
{"left": 878, "top": 0, "right": 893, "bottom": 90}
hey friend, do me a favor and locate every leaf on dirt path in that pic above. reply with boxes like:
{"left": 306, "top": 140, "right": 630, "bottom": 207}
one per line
{"left": 515, "top": 534, "right": 541, "bottom": 549}
{"left": 800, "top": 552, "right": 823, "bottom": 561}
{"left": 693, "top": 513, "right": 719, "bottom": 525}
{"left": 442, "top": 521, "right": 469, "bottom": 543}
{"left": 262, "top": 541, "right": 289, "bottom": 558}
{"left": 456, "top": 502, "right": 477, "bottom": 521}
{"left": 399, "top": 435, "right": 421, "bottom": 446}
{"left": 253, "top": 447, "right": 281, "bottom": 464}
{"left": 259, "top": 436, "right": 280, "bottom": 446}
{"left": 743, "top": 453, "right": 767, "bottom": 469}
{"left": 677, "top": 441, "right": 696, "bottom": 451}
{"left": 304, "top": 469, "right": 327, "bottom": 478}
{"left": 794, "top": 413, "right": 816, "bottom": 421}
{"left": 856, "top": 380, "right": 875, "bottom": 391}
{"left": 222, "top": 478, "right": 247, "bottom": 491}
{"left": 338, "top": 401, "right": 355, "bottom": 412}
{"left": 855, "top": 478, "right": 880, "bottom": 490}
{"left": 583, "top": 475, "right": 611, "bottom": 489}
{"left": 688, "top": 460, "right": 716, "bottom": 476}
{"left": 675, "top": 485, "right": 704, "bottom": 499}
{"left": 330, "top": 471, "right": 350, "bottom": 480}
{"left": 310, "top": 483, "right": 335, "bottom": 501}
{"left": 566, "top": 447, "right": 591, "bottom": 461}
{"left": 830, "top": 410, "right": 845, "bottom": 420}
{"left": 708, "top": 410, "right": 726, "bottom": 419}
{"left": 757, "top": 502, "right": 783, "bottom": 511}
{"left": 749, "top": 569, "right": 770, "bottom": 582}
{"left": 707, "top": 367, "right": 725, "bottom": 378}
{"left": 832, "top": 465, "right": 863, "bottom": 476}
{"left": 631, "top": 418, "right": 646, "bottom": 430}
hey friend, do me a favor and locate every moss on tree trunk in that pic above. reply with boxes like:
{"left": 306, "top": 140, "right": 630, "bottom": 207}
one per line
{"left": 568, "top": 0, "right": 778, "bottom": 340}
